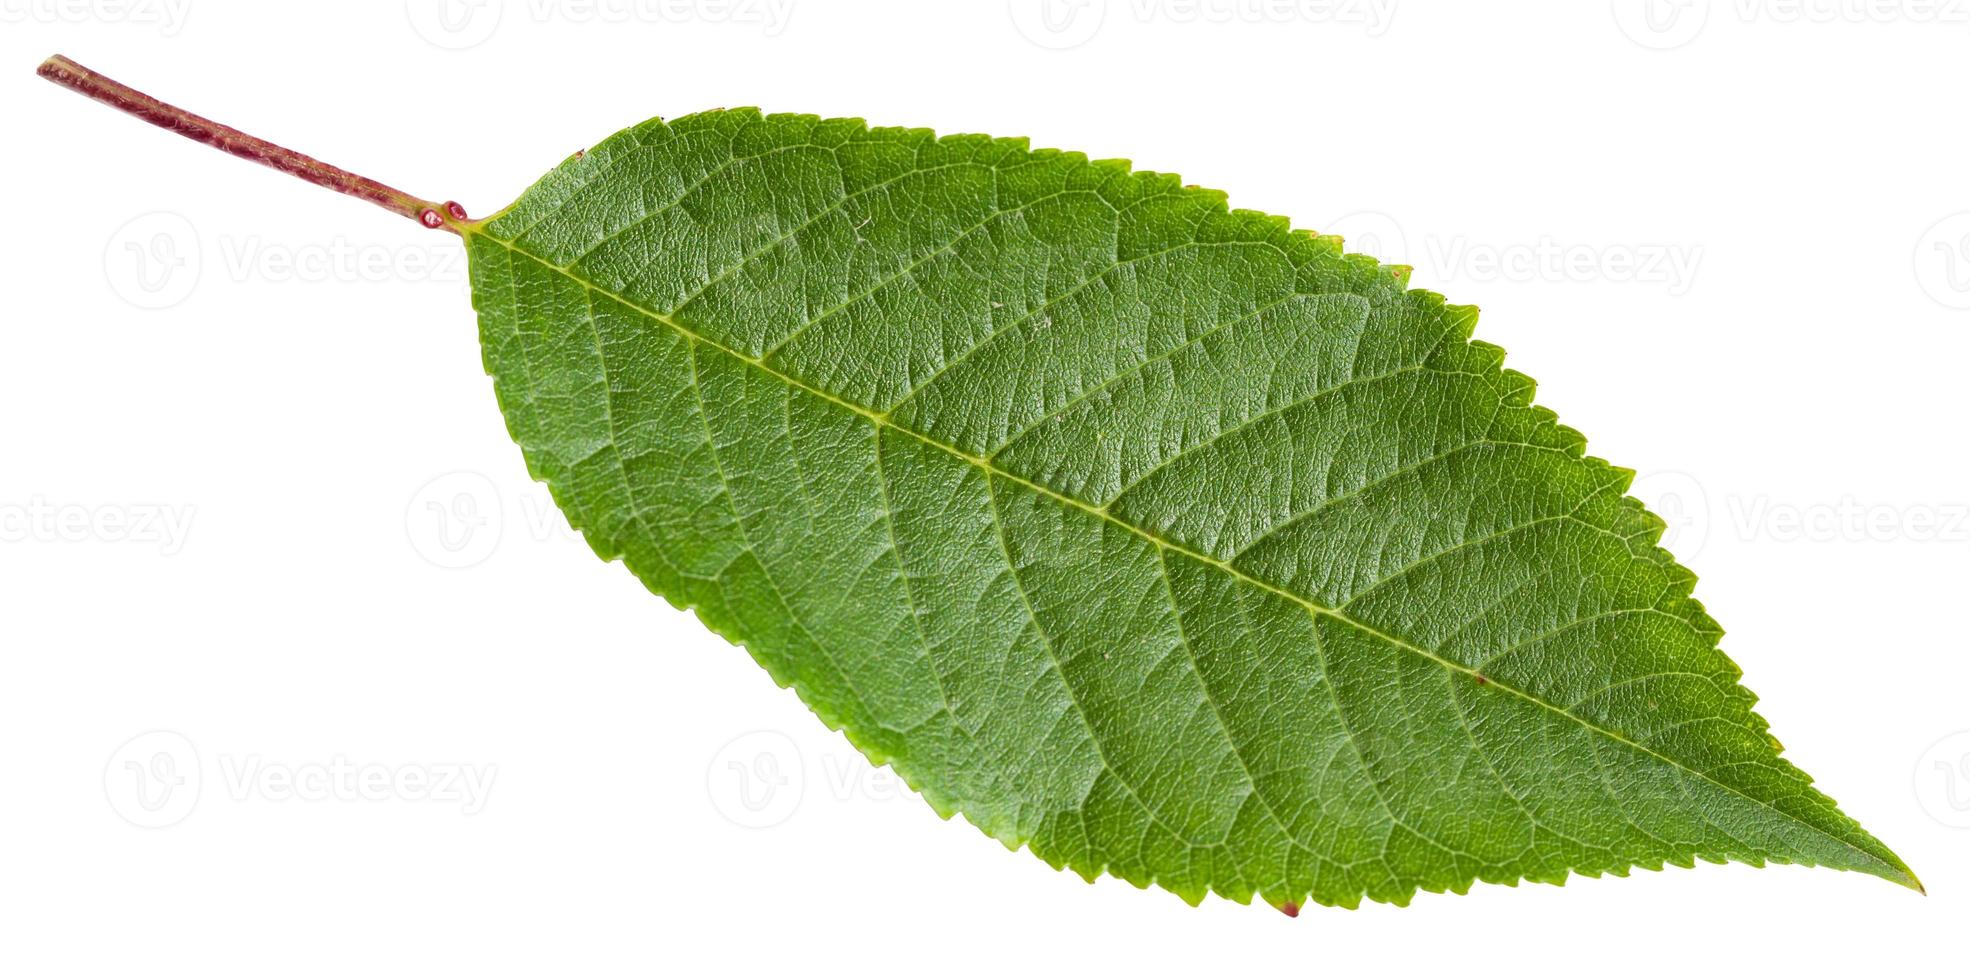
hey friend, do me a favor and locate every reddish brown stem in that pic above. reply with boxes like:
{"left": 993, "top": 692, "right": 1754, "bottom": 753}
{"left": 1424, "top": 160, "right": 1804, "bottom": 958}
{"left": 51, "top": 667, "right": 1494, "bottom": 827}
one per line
{"left": 36, "top": 54, "right": 465, "bottom": 234}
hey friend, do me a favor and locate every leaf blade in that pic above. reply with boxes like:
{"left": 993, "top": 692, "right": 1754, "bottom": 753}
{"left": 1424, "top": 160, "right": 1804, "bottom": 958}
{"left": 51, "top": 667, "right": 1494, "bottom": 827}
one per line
{"left": 466, "top": 109, "right": 1916, "bottom": 907}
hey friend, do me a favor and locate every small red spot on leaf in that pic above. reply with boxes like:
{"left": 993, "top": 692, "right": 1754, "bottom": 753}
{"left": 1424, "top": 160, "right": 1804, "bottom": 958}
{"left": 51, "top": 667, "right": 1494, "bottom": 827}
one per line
{"left": 1278, "top": 901, "right": 1300, "bottom": 917}
{"left": 1474, "top": 673, "right": 1489, "bottom": 686}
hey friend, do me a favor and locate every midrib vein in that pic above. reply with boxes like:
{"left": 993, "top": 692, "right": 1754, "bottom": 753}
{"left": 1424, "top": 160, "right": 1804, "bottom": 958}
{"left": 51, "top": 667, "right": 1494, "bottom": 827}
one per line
{"left": 473, "top": 231, "right": 1896, "bottom": 877}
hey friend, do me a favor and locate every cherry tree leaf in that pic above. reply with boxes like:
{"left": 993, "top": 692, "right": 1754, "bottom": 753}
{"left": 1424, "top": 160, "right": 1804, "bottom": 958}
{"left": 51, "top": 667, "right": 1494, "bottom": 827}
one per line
{"left": 33, "top": 55, "right": 1915, "bottom": 909}
{"left": 462, "top": 109, "right": 1917, "bottom": 909}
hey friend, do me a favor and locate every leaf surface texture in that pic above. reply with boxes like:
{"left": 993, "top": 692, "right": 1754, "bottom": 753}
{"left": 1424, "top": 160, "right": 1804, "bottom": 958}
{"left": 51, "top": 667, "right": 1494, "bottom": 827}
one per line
{"left": 465, "top": 109, "right": 1914, "bottom": 908}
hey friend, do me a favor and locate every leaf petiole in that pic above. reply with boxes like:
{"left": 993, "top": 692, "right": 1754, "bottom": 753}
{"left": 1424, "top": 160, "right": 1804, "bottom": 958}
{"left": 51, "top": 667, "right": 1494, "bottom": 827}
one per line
{"left": 35, "top": 53, "right": 468, "bottom": 234}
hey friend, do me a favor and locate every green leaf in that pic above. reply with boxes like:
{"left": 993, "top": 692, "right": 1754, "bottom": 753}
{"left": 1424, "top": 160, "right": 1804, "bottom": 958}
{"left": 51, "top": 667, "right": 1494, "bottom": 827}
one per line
{"left": 463, "top": 109, "right": 1915, "bottom": 909}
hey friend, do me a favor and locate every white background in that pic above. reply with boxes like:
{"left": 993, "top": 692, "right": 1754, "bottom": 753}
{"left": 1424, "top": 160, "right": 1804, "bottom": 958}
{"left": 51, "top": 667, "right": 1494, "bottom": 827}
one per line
{"left": 3, "top": 1, "right": 1967, "bottom": 975}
